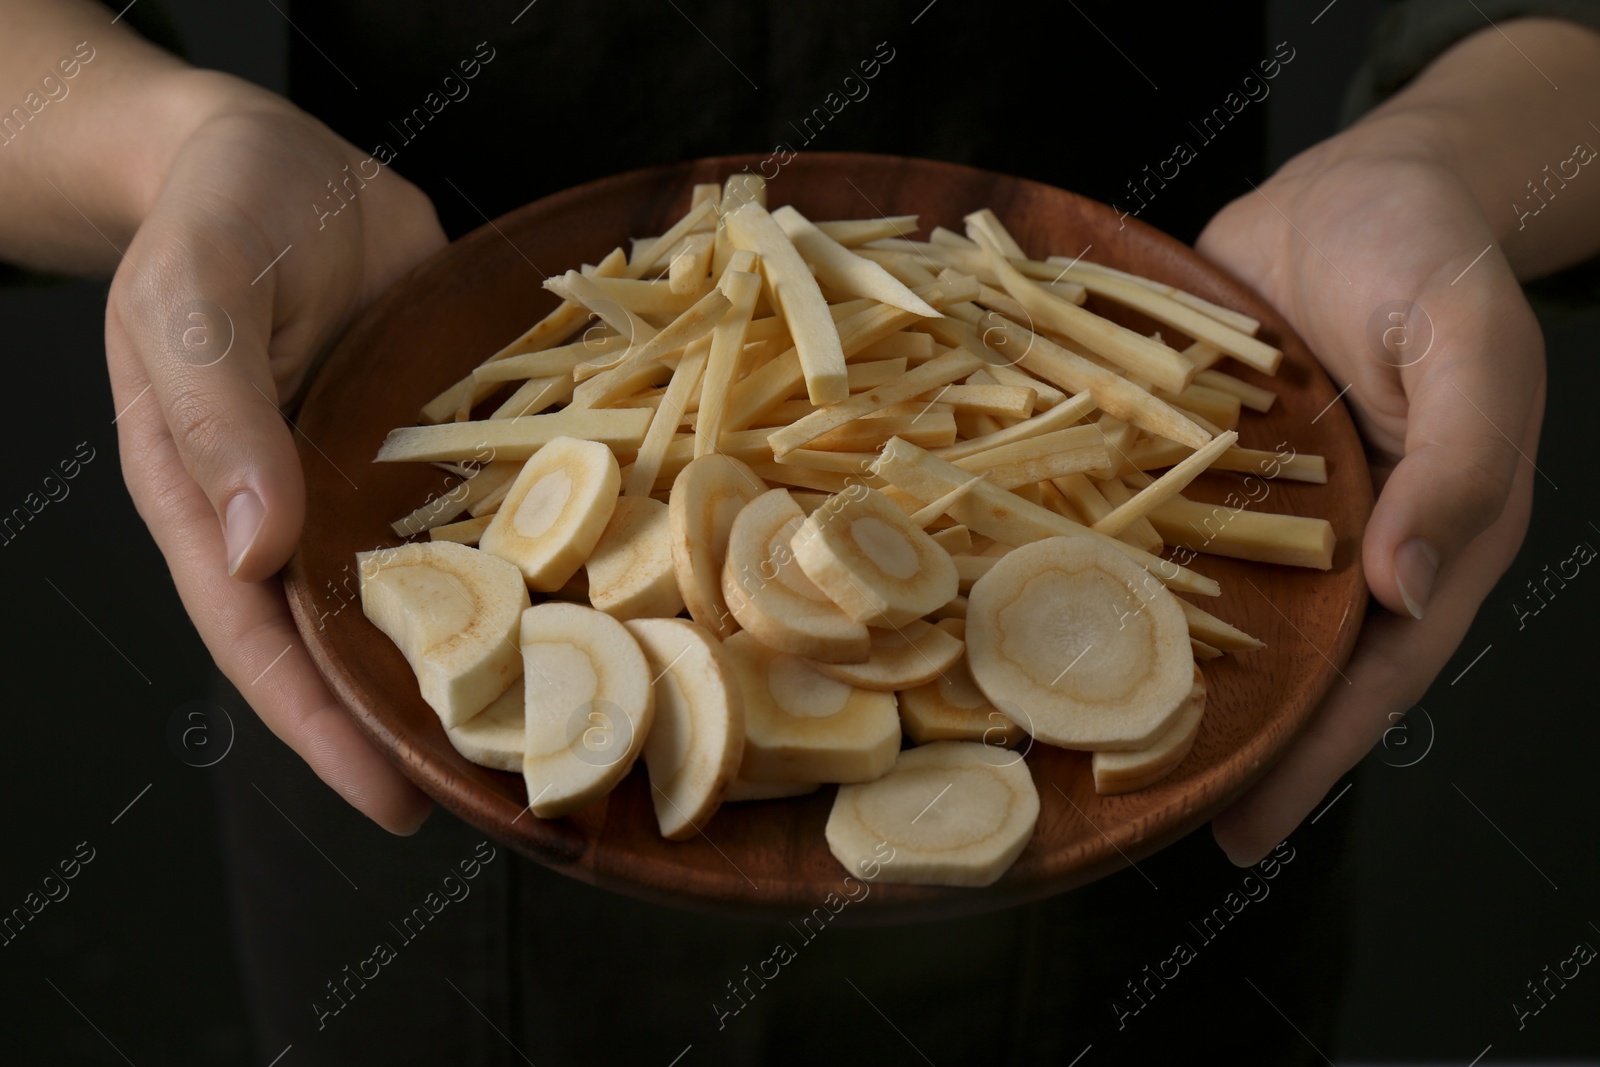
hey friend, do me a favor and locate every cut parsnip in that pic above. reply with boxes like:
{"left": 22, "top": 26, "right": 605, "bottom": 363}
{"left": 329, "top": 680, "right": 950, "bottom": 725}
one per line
{"left": 521, "top": 602, "right": 654, "bottom": 818}
{"left": 825, "top": 741, "right": 1039, "bottom": 887}
{"left": 374, "top": 409, "right": 652, "bottom": 463}
{"left": 479, "top": 436, "right": 620, "bottom": 591}
{"left": 586, "top": 496, "right": 684, "bottom": 620}
{"left": 723, "top": 632, "right": 900, "bottom": 783}
{"left": 444, "top": 676, "right": 524, "bottom": 772}
{"left": 626, "top": 618, "right": 744, "bottom": 840}
{"left": 1147, "top": 497, "right": 1336, "bottom": 570}
{"left": 791, "top": 486, "right": 959, "bottom": 627}
{"left": 721, "top": 489, "right": 870, "bottom": 663}
{"left": 1092, "top": 666, "right": 1207, "bottom": 794}
{"left": 898, "top": 620, "right": 1026, "bottom": 747}
{"left": 808, "top": 619, "right": 966, "bottom": 691}
{"left": 357, "top": 541, "right": 529, "bottom": 727}
{"left": 668, "top": 454, "right": 767, "bottom": 638}
{"left": 965, "top": 536, "right": 1193, "bottom": 750}
{"left": 429, "top": 513, "right": 493, "bottom": 546}
{"left": 771, "top": 205, "right": 938, "bottom": 318}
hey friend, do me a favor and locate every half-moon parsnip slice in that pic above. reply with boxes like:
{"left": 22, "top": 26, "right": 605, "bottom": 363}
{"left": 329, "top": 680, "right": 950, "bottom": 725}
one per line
{"left": 480, "top": 435, "right": 620, "bottom": 592}
{"left": 897, "top": 620, "right": 1026, "bottom": 747}
{"left": 587, "top": 496, "right": 685, "bottom": 621}
{"left": 808, "top": 619, "right": 965, "bottom": 692}
{"left": 444, "top": 676, "right": 524, "bottom": 772}
{"left": 668, "top": 454, "right": 767, "bottom": 638}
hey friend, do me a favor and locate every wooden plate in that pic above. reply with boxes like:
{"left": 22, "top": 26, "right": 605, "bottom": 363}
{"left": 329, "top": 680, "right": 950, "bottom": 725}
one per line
{"left": 285, "top": 153, "right": 1371, "bottom": 924}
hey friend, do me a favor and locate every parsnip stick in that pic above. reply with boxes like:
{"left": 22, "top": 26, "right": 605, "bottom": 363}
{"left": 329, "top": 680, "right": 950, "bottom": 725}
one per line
{"left": 570, "top": 287, "right": 731, "bottom": 406}
{"left": 1159, "top": 382, "right": 1241, "bottom": 430}
{"left": 1094, "top": 431, "right": 1238, "bottom": 537}
{"left": 1184, "top": 340, "right": 1226, "bottom": 371}
{"left": 813, "top": 215, "right": 920, "bottom": 246}
{"left": 935, "top": 391, "right": 1096, "bottom": 461}
{"left": 1147, "top": 497, "right": 1336, "bottom": 569}
{"left": 1177, "top": 597, "right": 1264, "bottom": 652}
{"left": 694, "top": 258, "right": 762, "bottom": 459}
{"left": 930, "top": 525, "right": 972, "bottom": 553}
{"left": 1128, "top": 439, "right": 1328, "bottom": 484}
{"left": 916, "top": 383, "right": 1035, "bottom": 420}
{"left": 951, "top": 426, "right": 1109, "bottom": 487}
{"left": 1192, "top": 639, "right": 1224, "bottom": 660}
{"left": 624, "top": 199, "right": 719, "bottom": 280}
{"left": 545, "top": 269, "right": 659, "bottom": 347}
{"left": 627, "top": 337, "right": 710, "bottom": 497}
{"left": 968, "top": 225, "right": 1196, "bottom": 394}
{"left": 1093, "top": 475, "right": 1164, "bottom": 553}
{"left": 965, "top": 208, "right": 1027, "bottom": 259}
{"left": 472, "top": 333, "right": 625, "bottom": 384}
{"left": 908, "top": 474, "right": 988, "bottom": 528}
{"left": 871, "top": 437, "right": 1219, "bottom": 596}
{"left": 586, "top": 277, "right": 706, "bottom": 319}
{"left": 724, "top": 201, "right": 849, "bottom": 405}
{"left": 374, "top": 408, "right": 652, "bottom": 463}
{"left": 489, "top": 375, "right": 574, "bottom": 420}
{"left": 428, "top": 513, "right": 493, "bottom": 546}
{"left": 854, "top": 331, "right": 933, "bottom": 364}
{"left": 629, "top": 184, "right": 720, "bottom": 268}
{"left": 971, "top": 359, "right": 1070, "bottom": 408}
{"left": 667, "top": 232, "right": 715, "bottom": 295}
{"left": 808, "top": 412, "right": 957, "bottom": 452}
{"left": 767, "top": 348, "right": 983, "bottom": 456}
{"left": 929, "top": 225, "right": 977, "bottom": 248}
{"left": 845, "top": 358, "right": 909, "bottom": 393}
{"left": 1048, "top": 257, "right": 1262, "bottom": 336}
{"left": 1194, "top": 368, "right": 1276, "bottom": 412}
{"left": 772, "top": 205, "right": 938, "bottom": 317}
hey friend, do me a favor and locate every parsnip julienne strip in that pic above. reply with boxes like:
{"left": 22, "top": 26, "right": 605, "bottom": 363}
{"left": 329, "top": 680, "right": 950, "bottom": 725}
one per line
{"left": 627, "top": 337, "right": 710, "bottom": 497}
{"left": 935, "top": 391, "right": 1096, "bottom": 461}
{"left": 588, "top": 276, "right": 707, "bottom": 318}
{"left": 844, "top": 358, "right": 909, "bottom": 393}
{"left": 805, "top": 411, "right": 957, "bottom": 452}
{"left": 628, "top": 184, "right": 721, "bottom": 268}
{"left": 545, "top": 269, "right": 658, "bottom": 347}
{"left": 1184, "top": 340, "right": 1226, "bottom": 371}
{"left": 1128, "top": 439, "right": 1328, "bottom": 484}
{"left": 1093, "top": 430, "right": 1239, "bottom": 538}
{"left": 926, "top": 311, "right": 1210, "bottom": 450}
{"left": 695, "top": 262, "right": 763, "bottom": 459}
{"left": 969, "top": 360, "right": 1069, "bottom": 408}
{"left": 724, "top": 275, "right": 977, "bottom": 430}
{"left": 917, "top": 384, "right": 1035, "bottom": 420}
{"left": 952, "top": 425, "right": 1108, "bottom": 483}
{"left": 908, "top": 474, "right": 988, "bottom": 528}
{"left": 1048, "top": 256, "right": 1263, "bottom": 337}
{"left": 668, "top": 232, "right": 715, "bottom": 295}
{"left": 813, "top": 215, "right": 920, "bottom": 247}
{"left": 856, "top": 330, "right": 933, "bottom": 363}
{"left": 771, "top": 205, "right": 938, "bottom": 318}
{"left": 418, "top": 248, "right": 627, "bottom": 424}
{"left": 624, "top": 198, "right": 719, "bottom": 280}
{"left": 1195, "top": 368, "right": 1276, "bottom": 413}
{"left": 472, "top": 334, "right": 625, "bottom": 384}
{"left": 1095, "top": 475, "right": 1164, "bottom": 553}
{"left": 929, "top": 225, "right": 977, "bottom": 248}
{"left": 969, "top": 225, "right": 1196, "bottom": 396}
{"left": 1177, "top": 597, "right": 1264, "bottom": 652}
{"left": 766, "top": 348, "right": 983, "bottom": 456}
{"left": 374, "top": 408, "right": 653, "bottom": 463}
{"left": 489, "top": 375, "right": 574, "bottom": 420}
{"left": 428, "top": 513, "right": 493, "bottom": 545}
{"left": 871, "top": 437, "right": 1220, "bottom": 596}
{"left": 964, "top": 208, "right": 1027, "bottom": 259}
{"left": 571, "top": 287, "right": 732, "bottom": 407}
{"left": 724, "top": 201, "right": 849, "bottom": 406}
{"left": 1147, "top": 497, "right": 1336, "bottom": 570}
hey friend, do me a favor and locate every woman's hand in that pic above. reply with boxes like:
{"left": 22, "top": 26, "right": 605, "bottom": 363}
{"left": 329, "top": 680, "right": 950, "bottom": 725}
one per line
{"left": 1197, "top": 109, "right": 1545, "bottom": 864}
{"left": 106, "top": 71, "right": 447, "bottom": 832}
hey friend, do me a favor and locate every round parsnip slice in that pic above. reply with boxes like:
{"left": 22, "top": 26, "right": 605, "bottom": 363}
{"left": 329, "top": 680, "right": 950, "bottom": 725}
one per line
{"left": 669, "top": 454, "right": 767, "bottom": 638}
{"left": 1093, "top": 665, "right": 1206, "bottom": 794}
{"left": 358, "top": 541, "right": 528, "bottom": 727}
{"left": 721, "top": 489, "right": 870, "bottom": 664}
{"left": 588, "top": 496, "right": 685, "bottom": 620}
{"left": 966, "top": 537, "right": 1192, "bottom": 750}
{"left": 898, "top": 620, "right": 1026, "bottom": 747}
{"left": 723, "top": 631, "right": 899, "bottom": 783}
{"left": 808, "top": 620, "right": 965, "bottom": 692}
{"left": 521, "top": 602, "right": 654, "bottom": 818}
{"left": 480, "top": 435, "right": 620, "bottom": 592}
{"left": 445, "top": 677, "right": 524, "bottom": 772}
{"left": 723, "top": 778, "right": 821, "bottom": 802}
{"left": 626, "top": 618, "right": 744, "bottom": 840}
{"left": 791, "top": 487, "right": 959, "bottom": 626}
{"left": 826, "top": 741, "right": 1039, "bottom": 887}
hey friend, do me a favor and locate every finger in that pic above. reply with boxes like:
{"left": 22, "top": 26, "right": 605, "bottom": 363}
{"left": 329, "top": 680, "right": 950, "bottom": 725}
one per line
{"left": 1363, "top": 264, "right": 1545, "bottom": 619}
{"left": 1212, "top": 422, "right": 1536, "bottom": 864}
{"left": 108, "top": 334, "right": 432, "bottom": 834}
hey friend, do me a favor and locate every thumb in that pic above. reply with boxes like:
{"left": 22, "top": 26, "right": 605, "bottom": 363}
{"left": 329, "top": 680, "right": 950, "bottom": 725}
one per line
{"left": 111, "top": 218, "right": 309, "bottom": 583}
{"left": 1363, "top": 283, "right": 1545, "bottom": 619}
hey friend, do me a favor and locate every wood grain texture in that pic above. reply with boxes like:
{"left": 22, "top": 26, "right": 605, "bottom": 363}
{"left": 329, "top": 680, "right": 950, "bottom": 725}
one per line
{"left": 284, "top": 153, "right": 1372, "bottom": 924}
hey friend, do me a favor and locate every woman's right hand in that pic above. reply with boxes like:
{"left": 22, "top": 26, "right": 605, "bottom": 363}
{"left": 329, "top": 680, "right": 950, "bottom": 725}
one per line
{"left": 107, "top": 71, "right": 447, "bottom": 832}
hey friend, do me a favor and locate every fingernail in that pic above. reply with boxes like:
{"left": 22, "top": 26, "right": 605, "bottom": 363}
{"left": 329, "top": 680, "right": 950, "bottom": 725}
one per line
{"left": 1393, "top": 538, "right": 1440, "bottom": 620}
{"left": 224, "top": 491, "right": 266, "bottom": 576}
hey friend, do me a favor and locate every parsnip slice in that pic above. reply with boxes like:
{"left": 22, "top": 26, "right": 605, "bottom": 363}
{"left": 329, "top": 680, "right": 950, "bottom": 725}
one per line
{"left": 626, "top": 618, "right": 744, "bottom": 840}
{"left": 721, "top": 489, "right": 870, "bottom": 663}
{"left": 668, "top": 454, "right": 767, "bottom": 638}
{"left": 791, "top": 486, "right": 959, "bottom": 627}
{"left": 825, "top": 741, "right": 1039, "bottom": 887}
{"left": 586, "top": 496, "right": 684, "bottom": 620}
{"left": 965, "top": 536, "right": 1193, "bottom": 750}
{"left": 357, "top": 541, "right": 529, "bottom": 727}
{"left": 723, "top": 632, "right": 899, "bottom": 783}
{"left": 808, "top": 619, "right": 966, "bottom": 691}
{"left": 520, "top": 602, "right": 654, "bottom": 817}
{"left": 898, "top": 620, "right": 1026, "bottom": 747}
{"left": 1092, "top": 666, "right": 1207, "bottom": 794}
{"left": 445, "top": 676, "right": 524, "bottom": 771}
{"left": 480, "top": 436, "right": 620, "bottom": 592}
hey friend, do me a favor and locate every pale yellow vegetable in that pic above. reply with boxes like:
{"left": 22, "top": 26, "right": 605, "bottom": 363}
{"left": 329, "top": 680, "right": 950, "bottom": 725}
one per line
{"left": 444, "top": 677, "right": 524, "bottom": 771}
{"left": 1092, "top": 666, "right": 1207, "bottom": 794}
{"left": 668, "top": 454, "right": 767, "bottom": 638}
{"left": 807, "top": 618, "right": 966, "bottom": 692}
{"left": 586, "top": 496, "right": 685, "bottom": 621}
{"left": 479, "top": 436, "right": 620, "bottom": 591}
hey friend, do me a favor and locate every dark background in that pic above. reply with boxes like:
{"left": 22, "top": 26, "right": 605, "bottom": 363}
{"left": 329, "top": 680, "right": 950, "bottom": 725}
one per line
{"left": 2, "top": 1, "right": 1597, "bottom": 1063}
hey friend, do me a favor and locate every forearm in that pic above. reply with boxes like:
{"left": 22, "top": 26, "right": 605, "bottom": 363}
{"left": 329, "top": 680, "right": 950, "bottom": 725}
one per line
{"left": 0, "top": 0, "right": 237, "bottom": 275}
{"left": 1356, "top": 16, "right": 1600, "bottom": 280}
